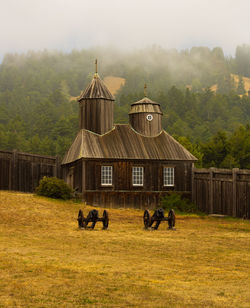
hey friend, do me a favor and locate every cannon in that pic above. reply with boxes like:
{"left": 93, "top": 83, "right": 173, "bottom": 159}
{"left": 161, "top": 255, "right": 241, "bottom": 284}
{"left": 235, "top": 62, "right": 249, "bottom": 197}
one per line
{"left": 77, "top": 209, "right": 109, "bottom": 230}
{"left": 143, "top": 208, "right": 176, "bottom": 230}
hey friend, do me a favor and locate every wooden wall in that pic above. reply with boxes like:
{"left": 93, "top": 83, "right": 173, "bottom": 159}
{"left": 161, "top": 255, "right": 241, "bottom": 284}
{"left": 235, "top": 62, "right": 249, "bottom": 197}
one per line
{"left": 83, "top": 191, "right": 191, "bottom": 210}
{"left": 129, "top": 113, "right": 162, "bottom": 136}
{"left": 61, "top": 159, "right": 82, "bottom": 193}
{"left": 83, "top": 159, "right": 193, "bottom": 192}
{"left": 60, "top": 158, "right": 192, "bottom": 208}
{"left": 192, "top": 168, "right": 250, "bottom": 219}
{"left": 79, "top": 99, "right": 114, "bottom": 134}
{"left": 0, "top": 150, "right": 60, "bottom": 192}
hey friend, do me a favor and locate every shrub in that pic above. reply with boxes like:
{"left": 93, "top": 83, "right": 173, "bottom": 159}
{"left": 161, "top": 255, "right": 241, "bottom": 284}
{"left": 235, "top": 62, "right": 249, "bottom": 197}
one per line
{"left": 160, "top": 192, "right": 197, "bottom": 213}
{"left": 36, "top": 176, "right": 72, "bottom": 200}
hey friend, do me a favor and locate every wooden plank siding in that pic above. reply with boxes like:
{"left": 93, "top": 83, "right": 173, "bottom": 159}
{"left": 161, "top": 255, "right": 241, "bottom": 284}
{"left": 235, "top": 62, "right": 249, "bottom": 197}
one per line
{"left": 0, "top": 150, "right": 59, "bottom": 192}
{"left": 83, "top": 191, "right": 175, "bottom": 210}
{"left": 61, "top": 158, "right": 193, "bottom": 208}
{"left": 192, "top": 168, "right": 250, "bottom": 219}
{"left": 83, "top": 159, "right": 192, "bottom": 192}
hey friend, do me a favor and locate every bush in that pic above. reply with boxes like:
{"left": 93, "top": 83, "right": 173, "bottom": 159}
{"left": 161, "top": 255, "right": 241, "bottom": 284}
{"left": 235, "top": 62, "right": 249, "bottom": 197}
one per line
{"left": 160, "top": 192, "right": 197, "bottom": 213}
{"left": 36, "top": 176, "right": 72, "bottom": 200}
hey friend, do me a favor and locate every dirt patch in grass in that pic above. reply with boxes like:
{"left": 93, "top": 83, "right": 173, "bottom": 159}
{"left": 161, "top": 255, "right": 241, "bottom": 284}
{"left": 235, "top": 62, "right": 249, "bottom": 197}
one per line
{"left": 0, "top": 191, "right": 249, "bottom": 307}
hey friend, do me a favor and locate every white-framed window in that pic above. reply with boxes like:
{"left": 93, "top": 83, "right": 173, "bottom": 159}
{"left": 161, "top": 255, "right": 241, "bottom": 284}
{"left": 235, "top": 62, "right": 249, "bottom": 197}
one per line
{"left": 132, "top": 166, "right": 144, "bottom": 186}
{"left": 163, "top": 167, "right": 175, "bottom": 186}
{"left": 101, "top": 166, "right": 113, "bottom": 186}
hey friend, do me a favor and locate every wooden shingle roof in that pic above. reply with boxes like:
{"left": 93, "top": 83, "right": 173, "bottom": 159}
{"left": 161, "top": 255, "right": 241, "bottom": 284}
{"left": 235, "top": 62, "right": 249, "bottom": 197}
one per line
{"left": 62, "top": 124, "right": 197, "bottom": 164}
{"left": 129, "top": 97, "right": 163, "bottom": 115}
{"left": 78, "top": 73, "right": 114, "bottom": 101}
{"left": 131, "top": 97, "right": 160, "bottom": 106}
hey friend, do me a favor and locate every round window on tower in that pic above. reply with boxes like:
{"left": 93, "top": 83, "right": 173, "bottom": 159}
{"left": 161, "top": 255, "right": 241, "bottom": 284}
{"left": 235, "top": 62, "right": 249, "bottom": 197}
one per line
{"left": 146, "top": 114, "right": 153, "bottom": 121}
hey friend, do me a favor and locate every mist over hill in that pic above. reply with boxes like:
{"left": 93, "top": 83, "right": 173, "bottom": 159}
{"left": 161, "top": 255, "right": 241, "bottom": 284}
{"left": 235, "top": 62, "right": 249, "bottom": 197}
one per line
{"left": 0, "top": 46, "right": 249, "bottom": 168}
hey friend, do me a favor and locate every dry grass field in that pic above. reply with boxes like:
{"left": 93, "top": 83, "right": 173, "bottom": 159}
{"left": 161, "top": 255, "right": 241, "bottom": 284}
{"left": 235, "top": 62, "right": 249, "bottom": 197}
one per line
{"left": 0, "top": 191, "right": 249, "bottom": 307}
{"left": 210, "top": 74, "right": 250, "bottom": 95}
{"left": 103, "top": 76, "right": 125, "bottom": 95}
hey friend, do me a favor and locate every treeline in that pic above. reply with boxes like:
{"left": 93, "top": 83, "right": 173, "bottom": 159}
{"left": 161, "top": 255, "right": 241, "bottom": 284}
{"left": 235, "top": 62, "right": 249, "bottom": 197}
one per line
{"left": 0, "top": 46, "right": 249, "bottom": 168}
{"left": 176, "top": 125, "right": 250, "bottom": 169}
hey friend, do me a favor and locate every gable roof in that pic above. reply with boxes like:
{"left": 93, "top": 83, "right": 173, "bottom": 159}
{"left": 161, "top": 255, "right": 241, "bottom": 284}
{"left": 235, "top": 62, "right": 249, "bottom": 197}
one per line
{"left": 62, "top": 124, "right": 197, "bottom": 165}
{"left": 78, "top": 73, "right": 114, "bottom": 101}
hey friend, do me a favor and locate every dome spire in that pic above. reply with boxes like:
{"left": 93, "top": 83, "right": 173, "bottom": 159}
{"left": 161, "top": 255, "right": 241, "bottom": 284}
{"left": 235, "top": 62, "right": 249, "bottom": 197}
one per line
{"left": 94, "top": 59, "right": 99, "bottom": 78}
{"left": 144, "top": 83, "right": 147, "bottom": 97}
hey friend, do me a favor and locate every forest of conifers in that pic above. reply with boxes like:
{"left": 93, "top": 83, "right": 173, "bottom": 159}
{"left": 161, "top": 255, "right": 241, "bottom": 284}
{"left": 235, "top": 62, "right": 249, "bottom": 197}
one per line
{"left": 0, "top": 45, "right": 249, "bottom": 168}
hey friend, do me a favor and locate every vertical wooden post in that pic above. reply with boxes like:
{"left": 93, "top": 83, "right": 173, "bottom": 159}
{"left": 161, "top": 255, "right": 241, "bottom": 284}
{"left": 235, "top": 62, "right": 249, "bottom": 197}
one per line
{"left": 184, "top": 163, "right": 187, "bottom": 191}
{"left": 54, "top": 156, "right": 60, "bottom": 178}
{"left": 209, "top": 168, "right": 214, "bottom": 214}
{"left": 191, "top": 163, "right": 195, "bottom": 203}
{"left": 8, "top": 156, "right": 12, "bottom": 190}
{"left": 12, "top": 150, "right": 18, "bottom": 191}
{"left": 82, "top": 159, "right": 86, "bottom": 203}
{"left": 232, "top": 168, "right": 239, "bottom": 217}
{"left": 31, "top": 162, "right": 34, "bottom": 192}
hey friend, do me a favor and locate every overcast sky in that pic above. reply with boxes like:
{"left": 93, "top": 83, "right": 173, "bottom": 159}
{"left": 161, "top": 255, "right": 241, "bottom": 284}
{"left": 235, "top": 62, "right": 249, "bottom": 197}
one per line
{"left": 0, "top": 0, "right": 249, "bottom": 60}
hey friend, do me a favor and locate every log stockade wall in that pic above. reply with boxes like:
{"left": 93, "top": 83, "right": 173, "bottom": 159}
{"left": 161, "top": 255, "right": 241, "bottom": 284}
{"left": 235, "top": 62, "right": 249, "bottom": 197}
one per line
{"left": 0, "top": 150, "right": 60, "bottom": 192}
{"left": 1, "top": 149, "right": 249, "bottom": 219}
{"left": 192, "top": 168, "right": 250, "bottom": 219}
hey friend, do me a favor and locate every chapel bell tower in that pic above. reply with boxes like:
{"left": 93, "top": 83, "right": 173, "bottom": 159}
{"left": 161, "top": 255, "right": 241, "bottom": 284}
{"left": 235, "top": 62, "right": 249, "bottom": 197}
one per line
{"left": 78, "top": 60, "right": 114, "bottom": 135}
{"left": 129, "top": 84, "right": 163, "bottom": 136}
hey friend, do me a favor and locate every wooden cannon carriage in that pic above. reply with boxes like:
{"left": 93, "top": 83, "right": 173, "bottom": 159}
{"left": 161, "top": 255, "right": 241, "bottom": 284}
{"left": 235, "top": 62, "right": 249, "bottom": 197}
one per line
{"left": 143, "top": 208, "right": 176, "bottom": 230}
{"left": 77, "top": 209, "right": 109, "bottom": 229}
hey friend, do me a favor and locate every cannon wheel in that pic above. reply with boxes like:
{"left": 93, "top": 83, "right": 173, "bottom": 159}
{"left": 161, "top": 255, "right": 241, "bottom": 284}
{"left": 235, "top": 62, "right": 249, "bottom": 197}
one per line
{"left": 102, "top": 210, "right": 109, "bottom": 229}
{"left": 168, "top": 209, "right": 176, "bottom": 230}
{"left": 77, "top": 209, "right": 85, "bottom": 228}
{"left": 143, "top": 210, "right": 151, "bottom": 229}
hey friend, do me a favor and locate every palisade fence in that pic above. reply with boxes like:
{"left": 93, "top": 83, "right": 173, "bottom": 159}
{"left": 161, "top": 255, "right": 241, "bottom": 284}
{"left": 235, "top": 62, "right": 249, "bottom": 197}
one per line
{"left": 192, "top": 168, "right": 250, "bottom": 219}
{"left": 0, "top": 150, "right": 60, "bottom": 192}
{"left": 0, "top": 149, "right": 249, "bottom": 219}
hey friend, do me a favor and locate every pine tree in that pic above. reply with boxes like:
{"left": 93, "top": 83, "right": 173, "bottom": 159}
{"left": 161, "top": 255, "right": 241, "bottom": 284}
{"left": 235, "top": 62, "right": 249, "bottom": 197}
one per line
{"left": 237, "top": 75, "right": 245, "bottom": 95}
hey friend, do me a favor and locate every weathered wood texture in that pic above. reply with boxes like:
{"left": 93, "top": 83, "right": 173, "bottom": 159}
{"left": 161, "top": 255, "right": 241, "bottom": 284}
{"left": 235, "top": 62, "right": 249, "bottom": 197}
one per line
{"left": 61, "top": 159, "right": 83, "bottom": 192}
{"left": 61, "top": 158, "right": 193, "bottom": 208}
{"left": 129, "top": 97, "right": 163, "bottom": 136}
{"left": 62, "top": 125, "right": 197, "bottom": 165}
{"left": 83, "top": 191, "right": 191, "bottom": 210}
{"left": 78, "top": 74, "right": 114, "bottom": 134}
{"left": 0, "top": 150, "right": 59, "bottom": 192}
{"left": 79, "top": 74, "right": 114, "bottom": 101}
{"left": 129, "top": 113, "right": 162, "bottom": 136}
{"left": 79, "top": 99, "right": 114, "bottom": 134}
{"left": 84, "top": 159, "right": 192, "bottom": 192}
{"left": 192, "top": 168, "right": 250, "bottom": 219}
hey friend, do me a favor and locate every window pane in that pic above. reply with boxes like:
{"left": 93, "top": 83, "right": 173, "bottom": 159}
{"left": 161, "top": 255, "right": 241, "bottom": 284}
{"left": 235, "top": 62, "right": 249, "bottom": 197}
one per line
{"left": 101, "top": 166, "right": 112, "bottom": 185}
{"left": 163, "top": 167, "right": 174, "bottom": 186}
{"left": 132, "top": 167, "right": 143, "bottom": 186}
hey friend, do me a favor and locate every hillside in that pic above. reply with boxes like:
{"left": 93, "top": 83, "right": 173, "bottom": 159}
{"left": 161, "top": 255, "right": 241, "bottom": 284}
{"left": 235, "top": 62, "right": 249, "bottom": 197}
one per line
{"left": 70, "top": 76, "right": 125, "bottom": 100}
{"left": 0, "top": 191, "right": 249, "bottom": 307}
{"left": 232, "top": 74, "right": 250, "bottom": 94}
{"left": 0, "top": 47, "right": 250, "bottom": 161}
{"left": 210, "top": 74, "right": 250, "bottom": 94}
{"left": 103, "top": 76, "right": 125, "bottom": 95}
